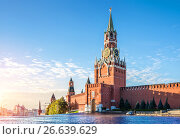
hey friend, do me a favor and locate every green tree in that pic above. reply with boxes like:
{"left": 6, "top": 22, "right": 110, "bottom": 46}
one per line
{"left": 149, "top": 97, "right": 157, "bottom": 110}
{"left": 164, "top": 98, "right": 170, "bottom": 110}
{"left": 124, "top": 99, "right": 131, "bottom": 110}
{"left": 158, "top": 99, "right": 163, "bottom": 110}
{"left": 45, "top": 104, "right": 51, "bottom": 115}
{"left": 119, "top": 98, "right": 125, "bottom": 110}
{"left": 140, "top": 100, "right": 146, "bottom": 109}
{"left": 146, "top": 101, "right": 149, "bottom": 109}
{"left": 149, "top": 100, "right": 154, "bottom": 109}
{"left": 152, "top": 97, "right": 157, "bottom": 109}
{"left": 46, "top": 97, "right": 69, "bottom": 115}
{"left": 135, "top": 101, "right": 140, "bottom": 109}
{"left": 58, "top": 97, "right": 69, "bottom": 114}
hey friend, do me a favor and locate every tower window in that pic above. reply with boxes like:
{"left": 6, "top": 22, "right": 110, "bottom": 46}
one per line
{"left": 92, "top": 91, "right": 95, "bottom": 98}
{"left": 110, "top": 32, "right": 113, "bottom": 38}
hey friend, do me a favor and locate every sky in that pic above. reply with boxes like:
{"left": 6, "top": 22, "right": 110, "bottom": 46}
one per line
{"left": 0, "top": 0, "right": 180, "bottom": 110}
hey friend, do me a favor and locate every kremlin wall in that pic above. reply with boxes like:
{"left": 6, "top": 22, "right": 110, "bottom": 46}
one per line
{"left": 66, "top": 9, "right": 180, "bottom": 112}
{"left": 121, "top": 83, "right": 180, "bottom": 109}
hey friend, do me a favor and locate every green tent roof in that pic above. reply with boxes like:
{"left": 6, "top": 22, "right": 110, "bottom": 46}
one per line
{"left": 107, "top": 8, "right": 114, "bottom": 32}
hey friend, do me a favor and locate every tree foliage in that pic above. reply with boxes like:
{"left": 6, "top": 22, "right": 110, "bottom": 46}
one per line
{"left": 164, "top": 98, "right": 170, "bottom": 109}
{"left": 158, "top": 99, "right": 163, "bottom": 110}
{"left": 140, "top": 100, "right": 146, "bottom": 109}
{"left": 149, "top": 97, "right": 157, "bottom": 109}
{"left": 45, "top": 104, "right": 51, "bottom": 115}
{"left": 146, "top": 101, "right": 149, "bottom": 109}
{"left": 119, "top": 98, "right": 125, "bottom": 110}
{"left": 135, "top": 101, "right": 140, "bottom": 109}
{"left": 149, "top": 100, "right": 154, "bottom": 109}
{"left": 152, "top": 97, "right": 157, "bottom": 109}
{"left": 45, "top": 97, "right": 69, "bottom": 115}
{"left": 124, "top": 99, "right": 131, "bottom": 110}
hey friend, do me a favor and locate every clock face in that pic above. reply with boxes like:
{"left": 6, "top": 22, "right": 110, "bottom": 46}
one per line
{"left": 114, "top": 48, "right": 119, "bottom": 57}
{"left": 103, "top": 48, "right": 110, "bottom": 58}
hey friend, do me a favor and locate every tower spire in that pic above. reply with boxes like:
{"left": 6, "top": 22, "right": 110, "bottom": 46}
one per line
{"left": 86, "top": 77, "right": 91, "bottom": 84}
{"left": 38, "top": 101, "right": 42, "bottom": 115}
{"left": 95, "top": 57, "right": 98, "bottom": 65}
{"left": 70, "top": 77, "right": 72, "bottom": 81}
{"left": 51, "top": 93, "right": 56, "bottom": 103}
{"left": 107, "top": 8, "right": 114, "bottom": 32}
{"left": 39, "top": 101, "right": 41, "bottom": 110}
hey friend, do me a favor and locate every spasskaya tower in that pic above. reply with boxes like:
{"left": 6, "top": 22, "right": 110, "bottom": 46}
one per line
{"left": 67, "top": 8, "right": 127, "bottom": 112}
{"left": 94, "top": 8, "right": 126, "bottom": 88}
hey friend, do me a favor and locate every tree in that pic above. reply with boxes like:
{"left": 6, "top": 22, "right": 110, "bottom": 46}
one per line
{"left": 119, "top": 98, "right": 125, "bottom": 110}
{"left": 135, "top": 101, "right": 140, "bottom": 109}
{"left": 158, "top": 99, "right": 163, "bottom": 110}
{"left": 140, "top": 100, "right": 146, "bottom": 109}
{"left": 46, "top": 96, "right": 69, "bottom": 115}
{"left": 146, "top": 101, "right": 149, "bottom": 109}
{"left": 149, "top": 100, "right": 154, "bottom": 109}
{"left": 152, "top": 97, "right": 157, "bottom": 109}
{"left": 58, "top": 97, "right": 69, "bottom": 114}
{"left": 164, "top": 98, "right": 170, "bottom": 110}
{"left": 124, "top": 99, "right": 131, "bottom": 110}
{"left": 45, "top": 104, "right": 51, "bottom": 115}
{"left": 149, "top": 97, "right": 157, "bottom": 110}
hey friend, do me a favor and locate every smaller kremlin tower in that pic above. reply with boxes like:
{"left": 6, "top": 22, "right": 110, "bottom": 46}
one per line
{"left": 66, "top": 78, "right": 75, "bottom": 104}
{"left": 51, "top": 93, "right": 56, "bottom": 103}
{"left": 38, "top": 101, "right": 42, "bottom": 115}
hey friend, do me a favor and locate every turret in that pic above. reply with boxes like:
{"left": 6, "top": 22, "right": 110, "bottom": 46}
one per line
{"left": 68, "top": 77, "right": 75, "bottom": 96}
{"left": 38, "top": 101, "right": 42, "bottom": 115}
{"left": 86, "top": 77, "right": 91, "bottom": 84}
{"left": 51, "top": 93, "right": 56, "bottom": 103}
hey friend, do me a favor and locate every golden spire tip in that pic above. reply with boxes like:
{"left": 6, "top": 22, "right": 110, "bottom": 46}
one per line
{"left": 109, "top": 7, "right": 112, "bottom": 13}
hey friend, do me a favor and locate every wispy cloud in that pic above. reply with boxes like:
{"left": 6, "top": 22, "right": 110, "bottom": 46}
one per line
{"left": 126, "top": 46, "right": 180, "bottom": 86}
{"left": 0, "top": 57, "right": 93, "bottom": 94}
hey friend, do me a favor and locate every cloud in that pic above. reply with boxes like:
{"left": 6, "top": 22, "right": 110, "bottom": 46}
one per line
{"left": 36, "top": 48, "right": 43, "bottom": 52}
{"left": 126, "top": 53, "right": 174, "bottom": 86}
{"left": 65, "top": 62, "right": 79, "bottom": 68}
{"left": 0, "top": 57, "right": 93, "bottom": 94}
{"left": 127, "top": 67, "right": 173, "bottom": 86}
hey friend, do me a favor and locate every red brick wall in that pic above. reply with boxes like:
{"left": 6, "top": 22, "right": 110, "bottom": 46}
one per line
{"left": 101, "top": 84, "right": 113, "bottom": 109}
{"left": 86, "top": 83, "right": 102, "bottom": 106}
{"left": 70, "top": 93, "right": 86, "bottom": 111}
{"left": 120, "top": 83, "right": 180, "bottom": 109}
{"left": 95, "top": 64, "right": 126, "bottom": 87}
{"left": 97, "top": 65, "right": 115, "bottom": 85}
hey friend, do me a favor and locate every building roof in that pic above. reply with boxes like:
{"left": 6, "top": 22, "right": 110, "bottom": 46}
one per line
{"left": 107, "top": 8, "right": 114, "bottom": 32}
{"left": 70, "top": 77, "right": 72, "bottom": 82}
{"left": 86, "top": 77, "right": 91, "bottom": 84}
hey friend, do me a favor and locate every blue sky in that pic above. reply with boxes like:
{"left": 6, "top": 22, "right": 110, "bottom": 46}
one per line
{"left": 0, "top": 0, "right": 180, "bottom": 108}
